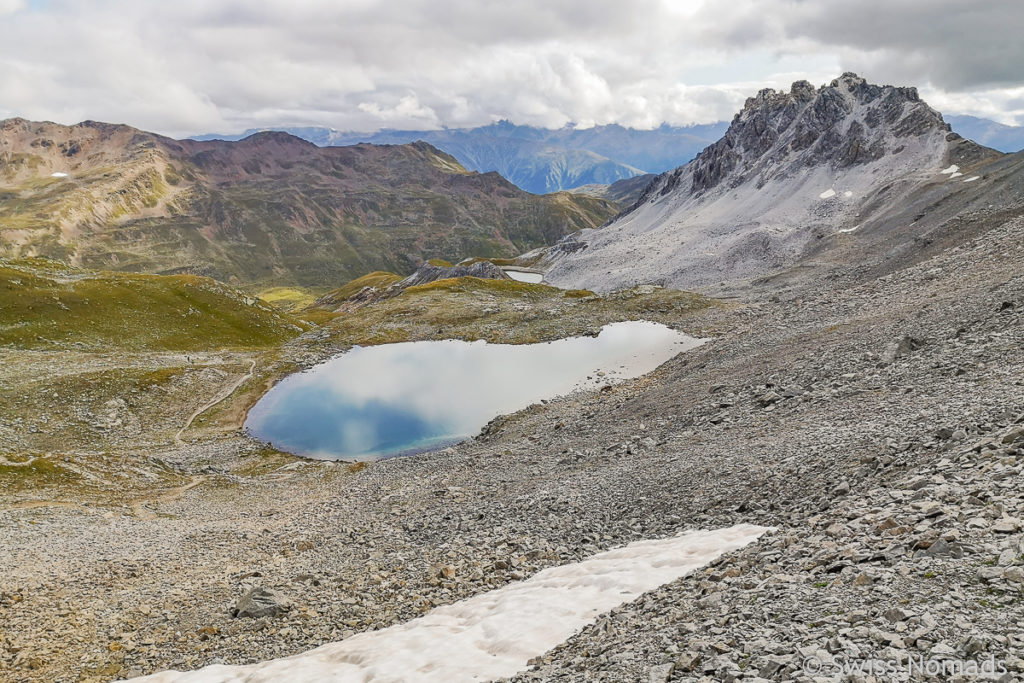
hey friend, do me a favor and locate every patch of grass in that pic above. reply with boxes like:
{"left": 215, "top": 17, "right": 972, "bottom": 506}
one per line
{"left": 233, "top": 446, "right": 297, "bottom": 477}
{"left": 297, "top": 309, "right": 342, "bottom": 326}
{"left": 311, "top": 271, "right": 402, "bottom": 309}
{"left": 459, "top": 256, "right": 522, "bottom": 267}
{"left": 426, "top": 258, "right": 453, "bottom": 267}
{"left": 347, "top": 461, "right": 370, "bottom": 473}
{"left": 0, "top": 259, "right": 307, "bottom": 351}
{"left": 563, "top": 289, "right": 596, "bottom": 298}
{"left": 257, "top": 286, "right": 321, "bottom": 312}
{"left": 406, "top": 276, "right": 559, "bottom": 298}
{"left": 318, "top": 277, "right": 714, "bottom": 349}
{"left": 137, "top": 367, "right": 182, "bottom": 386}
{"left": 0, "top": 456, "right": 63, "bottom": 478}
{"left": 0, "top": 455, "right": 80, "bottom": 489}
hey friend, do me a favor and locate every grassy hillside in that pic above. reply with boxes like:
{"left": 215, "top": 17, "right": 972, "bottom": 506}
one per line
{"left": 312, "top": 271, "right": 403, "bottom": 307}
{"left": 0, "top": 119, "right": 618, "bottom": 288}
{"left": 0, "top": 258, "right": 305, "bottom": 351}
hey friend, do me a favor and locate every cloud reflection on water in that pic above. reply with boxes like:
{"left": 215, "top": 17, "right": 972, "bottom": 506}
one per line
{"left": 246, "top": 321, "right": 704, "bottom": 460}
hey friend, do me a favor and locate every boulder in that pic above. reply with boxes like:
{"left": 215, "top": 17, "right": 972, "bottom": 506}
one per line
{"left": 232, "top": 587, "right": 292, "bottom": 619}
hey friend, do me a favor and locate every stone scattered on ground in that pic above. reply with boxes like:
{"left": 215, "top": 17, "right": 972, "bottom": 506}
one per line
{"left": 232, "top": 588, "right": 292, "bottom": 620}
{"left": 1, "top": 216, "right": 1022, "bottom": 682}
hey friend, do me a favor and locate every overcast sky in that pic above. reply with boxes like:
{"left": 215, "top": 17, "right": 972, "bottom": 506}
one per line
{"left": 0, "top": 0, "right": 1020, "bottom": 137}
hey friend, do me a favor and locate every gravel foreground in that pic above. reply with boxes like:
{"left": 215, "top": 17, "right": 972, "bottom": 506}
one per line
{"left": 2, "top": 216, "right": 1023, "bottom": 682}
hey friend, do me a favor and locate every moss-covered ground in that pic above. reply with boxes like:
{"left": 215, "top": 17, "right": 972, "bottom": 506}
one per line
{"left": 0, "top": 258, "right": 307, "bottom": 351}
{"left": 317, "top": 276, "right": 716, "bottom": 347}
{"left": 310, "top": 271, "right": 402, "bottom": 309}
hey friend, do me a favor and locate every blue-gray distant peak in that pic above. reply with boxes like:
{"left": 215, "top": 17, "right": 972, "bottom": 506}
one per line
{"left": 946, "top": 115, "right": 1024, "bottom": 153}
{"left": 193, "top": 122, "right": 728, "bottom": 195}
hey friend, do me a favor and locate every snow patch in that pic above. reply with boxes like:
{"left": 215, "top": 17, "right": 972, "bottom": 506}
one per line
{"left": 949, "top": 172, "right": 963, "bottom": 179}
{"left": 939, "top": 164, "right": 959, "bottom": 175}
{"left": 128, "top": 525, "right": 771, "bottom": 683}
{"left": 963, "top": 176, "right": 980, "bottom": 183}
{"left": 838, "top": 224, "right": 861, "bottom": 234}
{"left": 843, "top": 191, "right": 853, "bottom": 198}
{"left": 50, "top": 172, "right": 68, "bottom": 178}
{"left": 818, "top": 188, "right": 836, "bottom": 199}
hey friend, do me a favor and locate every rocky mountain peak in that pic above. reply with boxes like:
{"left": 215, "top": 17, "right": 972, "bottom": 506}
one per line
{"left": 0, "top": 116, "right": 31, "bottom": 132}
{"left": 547, "top": 74, "right": 1007, "bottom": 295}
{"left": 236, "top": 130, "right": 316, "bottom": 148}
{"left": 678, "top": 73, "right": 949, "bottom": 196}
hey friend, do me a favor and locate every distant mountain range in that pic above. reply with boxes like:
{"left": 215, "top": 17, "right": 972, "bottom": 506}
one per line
{"left": 946, "top": 115, "right": 1024, "bottom": 153}
{"left": 197, "top": 115, "right": 1020, "bottom": 196}
{"left": 0, "top": 120, "right": 616, "bottom": 287}
{"left": 195, "top": 121, "right": 729, "bottom": 195}
{"left": 5, "top": 105, "right": 1018, "bottom": 291}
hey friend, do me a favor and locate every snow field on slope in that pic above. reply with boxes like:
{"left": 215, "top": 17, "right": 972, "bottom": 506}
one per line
{"left": 129, "top": 524, "right": 771, "bottom": 683}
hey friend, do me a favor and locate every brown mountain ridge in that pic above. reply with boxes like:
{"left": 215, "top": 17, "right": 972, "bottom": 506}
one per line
{"left": 0, "top": 119, "right": 616, "bottom": 287}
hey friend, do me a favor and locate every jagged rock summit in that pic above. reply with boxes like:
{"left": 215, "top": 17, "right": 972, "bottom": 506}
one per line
{"left": 544, "top": 73, "right": 1010, "bottom": 294}
{"left": 682, "top": 73, "right": 947, "bottom": 196}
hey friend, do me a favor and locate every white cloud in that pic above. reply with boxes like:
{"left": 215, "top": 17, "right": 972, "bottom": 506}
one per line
{"left": 0, "top": 0, "right": 25, "bottom": 16}
{"left": 922, "top": 86, "right": 1024, "bottom": 126}
{"left": 358, "top": 94, "right": 440, "bottom": 127}
{"left": 0, "top": 0, "right": 1019, "bottom": 137}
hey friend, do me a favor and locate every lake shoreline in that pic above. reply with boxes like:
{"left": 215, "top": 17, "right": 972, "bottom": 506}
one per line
{"left": 246, "top": 321, "right": 704, "bottom": 461}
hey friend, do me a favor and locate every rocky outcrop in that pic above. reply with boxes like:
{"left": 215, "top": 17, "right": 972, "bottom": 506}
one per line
{"left": 394, "top": 261, "right": 511, "bottom": 289}
{"left": 312, "top": 261, "right": 513, "bottom": 313}
{"left": 639, "top": 73, "right": 951, "bottom": 204}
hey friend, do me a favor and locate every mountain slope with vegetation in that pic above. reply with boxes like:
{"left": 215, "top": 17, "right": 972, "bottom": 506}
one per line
{"left": 0, "top": 258, "right": 304, "bottom": 351}
{"left": 0, "top": 119, "right": 616, "bottom": 288}
{"left": 571, "top": 174, "right": 657, "bottom": 208}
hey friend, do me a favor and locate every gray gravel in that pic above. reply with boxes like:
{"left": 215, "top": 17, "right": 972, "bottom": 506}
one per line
{"left": 1, "top": 215, "right": 1022, "bottom": 682}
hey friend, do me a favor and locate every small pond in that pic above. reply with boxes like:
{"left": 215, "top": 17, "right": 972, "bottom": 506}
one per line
{"left": 245, "top": 321, "right": 704, "bottom": 461}
{"left": 503, "top": 269, "right": 544, "bottom": 283}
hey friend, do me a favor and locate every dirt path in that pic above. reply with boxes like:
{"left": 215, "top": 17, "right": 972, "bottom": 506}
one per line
{"left": 175, "top": 358, "right": 257, "bottom": 446}
{"left": 129, "top": 475, "right": 208, "bottom": 520}
{"left": 1, "top": 477, "right": 209, "bottom": 518}
{"left": 0, "top": 500, "right": 94, "bottom": 514}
